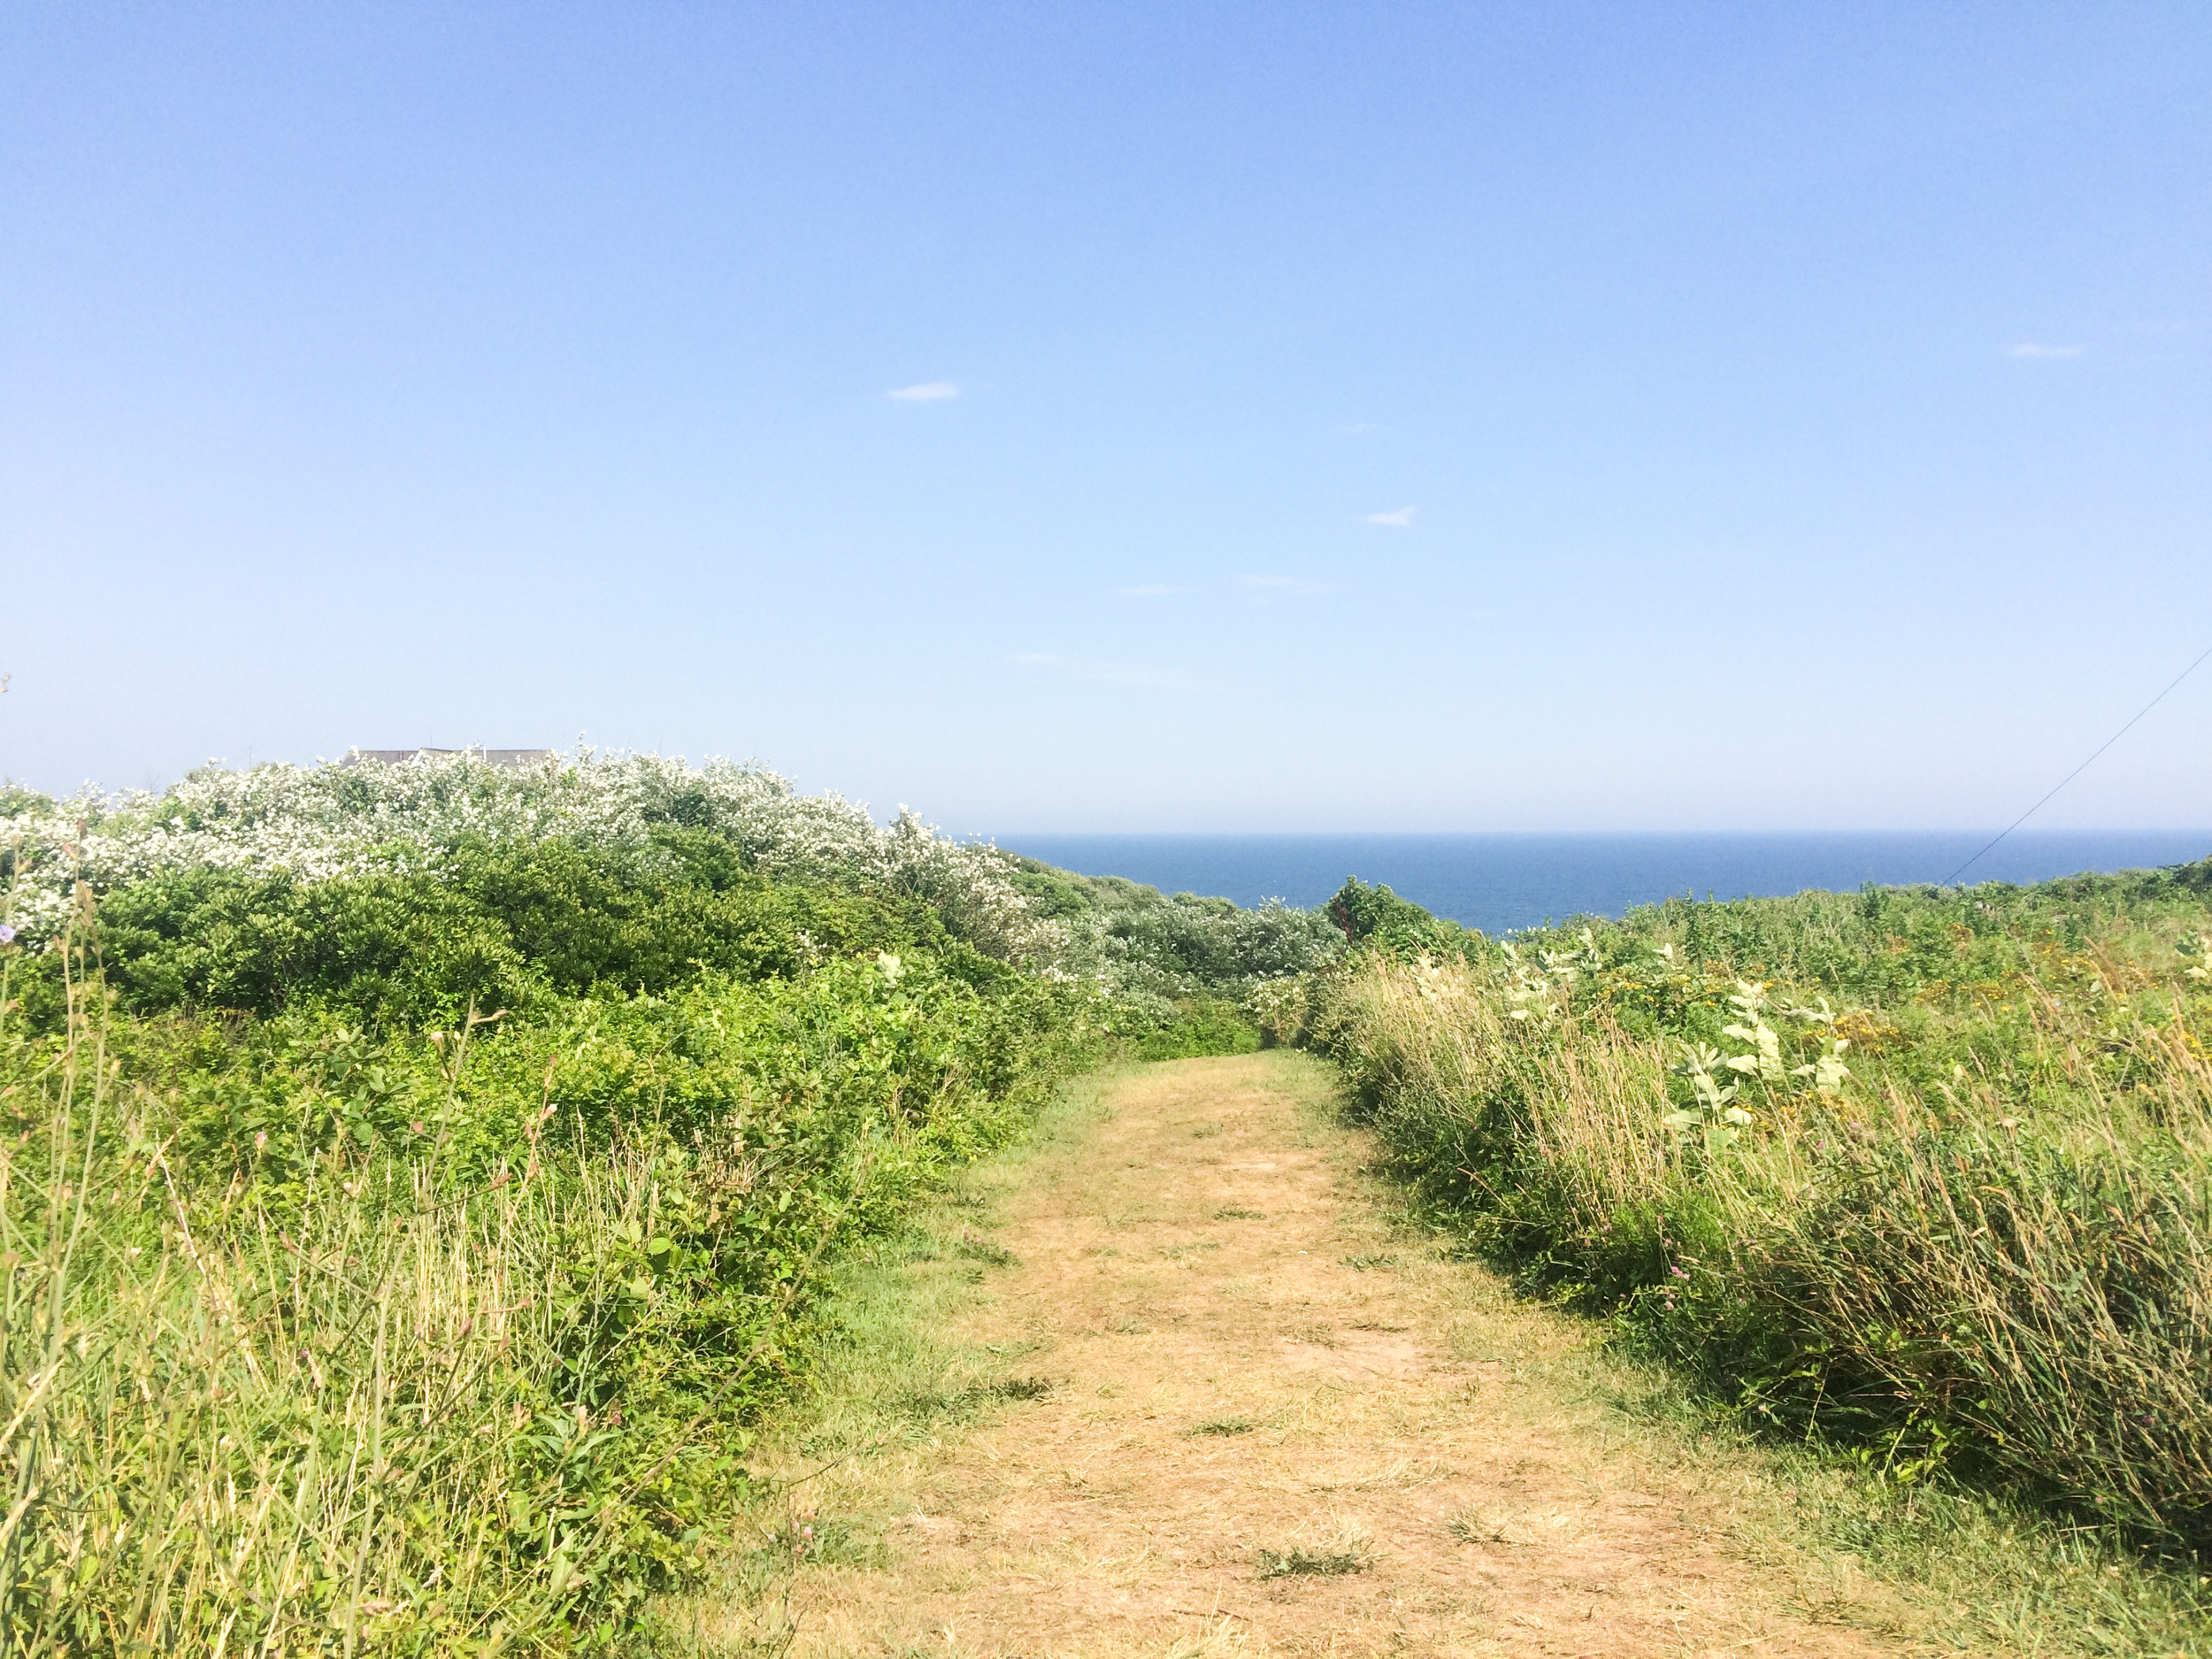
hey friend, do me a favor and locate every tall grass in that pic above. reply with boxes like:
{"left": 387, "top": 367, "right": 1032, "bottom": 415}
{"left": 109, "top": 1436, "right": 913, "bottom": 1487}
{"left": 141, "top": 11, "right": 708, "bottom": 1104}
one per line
{"left": 0, "top": 896, "right": 1094, "bottom": 1653}
{"left": 1310, "top": 873, "right": 2212, "bottom": 1553}
{"left": 4, "top": 1080, "right": 700, "bottom": 1653}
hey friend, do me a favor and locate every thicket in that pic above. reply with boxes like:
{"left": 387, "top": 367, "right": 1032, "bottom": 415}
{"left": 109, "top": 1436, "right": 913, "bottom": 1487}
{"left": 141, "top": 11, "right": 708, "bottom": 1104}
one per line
{"left": 1004, "top": 857, "right": 1342, "bottom": 1056}
{"left": 0, "top": 754, "right": 1128, "bottom": 1655}
{"left": 1308, "top": 864, "right": 2212, "bottom": 1559}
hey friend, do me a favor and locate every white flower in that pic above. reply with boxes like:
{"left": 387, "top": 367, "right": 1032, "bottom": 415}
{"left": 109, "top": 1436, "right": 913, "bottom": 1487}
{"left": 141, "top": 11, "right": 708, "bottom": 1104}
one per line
{"left": 0, "top": 747, "right": 1058, "bottom": 962}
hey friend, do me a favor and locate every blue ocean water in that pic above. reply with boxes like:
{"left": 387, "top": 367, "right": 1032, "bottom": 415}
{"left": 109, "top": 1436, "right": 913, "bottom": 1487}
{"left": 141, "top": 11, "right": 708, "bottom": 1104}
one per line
{"left": 998, "top": 832, "right": 2212, "bottom": 936}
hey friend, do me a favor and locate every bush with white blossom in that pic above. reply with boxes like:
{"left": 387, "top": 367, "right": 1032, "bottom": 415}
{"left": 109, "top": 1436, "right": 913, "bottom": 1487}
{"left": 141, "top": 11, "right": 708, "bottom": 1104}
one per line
{"left": 0, "top": 749, "right": 1059, "bottom": 964}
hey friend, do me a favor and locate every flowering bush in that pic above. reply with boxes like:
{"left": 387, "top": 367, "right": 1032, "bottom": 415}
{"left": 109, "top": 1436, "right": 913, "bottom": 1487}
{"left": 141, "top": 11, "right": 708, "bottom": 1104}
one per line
{"left": 1, "top": 749, "right": 1057, "bottom": 964}
{"left": 1002, "top": 858, "right": 1343, "bottom": 1049}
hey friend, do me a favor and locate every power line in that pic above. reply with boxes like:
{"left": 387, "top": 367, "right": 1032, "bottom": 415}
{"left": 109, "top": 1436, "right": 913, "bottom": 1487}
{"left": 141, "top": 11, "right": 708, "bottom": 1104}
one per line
{"left": 1946, "top": 636, "right": 2212, "bottom": 887}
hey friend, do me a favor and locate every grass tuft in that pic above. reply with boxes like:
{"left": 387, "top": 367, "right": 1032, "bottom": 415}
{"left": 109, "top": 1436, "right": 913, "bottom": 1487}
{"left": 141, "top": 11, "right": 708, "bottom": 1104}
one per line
{"left": 954, "top": 1232, "right": 1019, "bottom": 1268}
{"left": 1255, "top": 1547, "right": 1367, "bottom": 1579}
{"left": 1444, "top": 1509, "right": 1516, "bottom": 1545}
{"left": 1187, "top": 1416, "right": 1256, "bottom": 1437}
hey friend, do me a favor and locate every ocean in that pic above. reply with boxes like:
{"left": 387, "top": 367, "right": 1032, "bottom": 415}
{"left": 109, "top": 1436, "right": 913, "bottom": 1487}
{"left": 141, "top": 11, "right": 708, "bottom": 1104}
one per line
{"left": 996, "top": 831, "right": 2212, "bottom": 936}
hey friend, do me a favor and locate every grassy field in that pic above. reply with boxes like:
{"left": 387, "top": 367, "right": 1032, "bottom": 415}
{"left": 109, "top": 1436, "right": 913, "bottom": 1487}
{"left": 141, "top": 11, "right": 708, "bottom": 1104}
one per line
{"left": 1305, "top": 863, "right": 2212, "bottom": 1578}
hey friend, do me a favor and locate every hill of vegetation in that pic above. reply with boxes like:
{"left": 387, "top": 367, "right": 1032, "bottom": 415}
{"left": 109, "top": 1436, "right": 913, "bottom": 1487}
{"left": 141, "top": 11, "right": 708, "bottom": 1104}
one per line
{"left": 0, "top": 752, "right": 1320, "bottom": 1655}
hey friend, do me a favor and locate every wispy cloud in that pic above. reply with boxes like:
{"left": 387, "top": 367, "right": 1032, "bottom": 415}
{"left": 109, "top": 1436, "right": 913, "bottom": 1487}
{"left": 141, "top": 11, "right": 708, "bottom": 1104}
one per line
{"left": 1012, "top": 652, "right": 1200, "bottom": 690}
{"left": 1115, "top": 583, "right": 1179, "bottom": 598}
{"left": 1240, "top": 574, "right": 1334, "bottom": 600}
{"left": 2005, "top": 343, "right": 2084, "bottom": 360}
{"left": 887, "top": 380, "right": 960, "bottom": 401}
{"left": 1365, "top": 506, "right": 1416, "bottom": 527}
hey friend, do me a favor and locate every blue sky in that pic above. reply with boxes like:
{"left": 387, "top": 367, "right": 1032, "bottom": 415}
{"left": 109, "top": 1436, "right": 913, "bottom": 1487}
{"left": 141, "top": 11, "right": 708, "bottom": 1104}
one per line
{"left": 3, "top": 4, "right": 2208, "bottom": 833}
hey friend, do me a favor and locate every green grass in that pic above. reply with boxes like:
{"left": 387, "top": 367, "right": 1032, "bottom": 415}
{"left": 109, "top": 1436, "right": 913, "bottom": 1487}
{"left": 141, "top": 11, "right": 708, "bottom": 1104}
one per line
{"left": 1614, "top": 1365, "right": 2212, "bottom": 1654}
{"left": 1254, "top": 1547, "right": 1366, "bottom": 1579}
{"left": 657, "top": 1071, "right": 1123, "bottom": 1647}
{"left": 1307, "top": 860, "right": 2212, "bottom": 1638}
{"left": 952, "top": 1233, "right": 1019, "bottom": 1268}
{"left": 1310, "top": 1110, "right": 2212, "bottom": 1654}
{"left": 0, "top": 757, "right": 1340, "bottom": 1654}
{"left": 1186, "top": 1415, "right": 1256, "bottom": 1437}
{"left": 0, "top": 869, "right": 1101, "bottom": 1655}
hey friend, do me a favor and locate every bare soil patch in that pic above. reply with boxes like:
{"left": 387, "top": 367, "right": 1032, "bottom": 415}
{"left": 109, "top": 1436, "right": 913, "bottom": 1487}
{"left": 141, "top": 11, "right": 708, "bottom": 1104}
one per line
{"left": 718, "top": 1053, "right": 1900, "bottom": 1656}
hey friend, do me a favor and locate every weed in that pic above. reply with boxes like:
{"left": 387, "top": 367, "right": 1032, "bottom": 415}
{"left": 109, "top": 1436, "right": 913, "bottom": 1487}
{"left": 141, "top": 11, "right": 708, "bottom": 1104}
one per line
{"left": 1187, "top": 1416, "right": 1256, "bottom": 1437}
{"left": 757, "top": 1513, "right": 876, "bottom": 1570}
{"left": 956, "top": 1233, "right": 1019, "bottom": 1268}
{"left": 1214, "top": 1206, "right": 1265, "bottom": 1219}
{"left": 1255, "top": 1547, "right": 1367, "bottom": 1579}
{"left": 1445, "top": 1509, "right": 1517, "bottom": 1545}
{"left": 896, "top": 1377, "right": 1053, "bottom": 1424}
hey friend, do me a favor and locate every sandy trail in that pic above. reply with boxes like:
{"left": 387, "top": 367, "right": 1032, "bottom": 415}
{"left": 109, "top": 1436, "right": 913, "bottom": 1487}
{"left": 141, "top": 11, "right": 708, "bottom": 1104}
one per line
{"left": 749, "top": 1052, "right": 1883, "bottom": 1657}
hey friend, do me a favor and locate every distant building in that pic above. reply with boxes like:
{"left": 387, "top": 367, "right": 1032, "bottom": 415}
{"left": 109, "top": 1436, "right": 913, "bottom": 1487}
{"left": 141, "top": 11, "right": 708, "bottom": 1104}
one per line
{"left": 342, "top": 748, "right": 557, "bottom": 768}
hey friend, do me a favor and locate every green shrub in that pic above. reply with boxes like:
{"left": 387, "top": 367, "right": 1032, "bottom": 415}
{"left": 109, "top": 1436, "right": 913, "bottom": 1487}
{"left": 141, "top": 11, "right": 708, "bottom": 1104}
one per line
{"left": 1325, "top": 876, "right": 1472, "bottom": 956}
{"left": 0, "top": 892, "right": 1098, "bottom": 1654}
{"left": 1005, "top": 859, "right": 1342, "bottom": 1002}
{"left": 48, "top": 834, "right": 999, "bottom": 1033}
{"left": 1133, "top": 997, "right": 1263, "bottom": 1061}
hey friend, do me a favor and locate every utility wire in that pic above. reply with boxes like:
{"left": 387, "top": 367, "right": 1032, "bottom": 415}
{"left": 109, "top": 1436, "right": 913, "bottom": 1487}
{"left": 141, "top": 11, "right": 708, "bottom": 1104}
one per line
{"left": 1946, "top": 636, "right": 2212, "bottom": 887}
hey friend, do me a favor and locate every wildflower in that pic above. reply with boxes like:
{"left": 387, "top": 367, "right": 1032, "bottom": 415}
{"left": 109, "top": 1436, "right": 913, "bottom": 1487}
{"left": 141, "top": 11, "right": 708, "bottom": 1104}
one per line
{"left": 253, "top": 1131, "right": 268, "bottom": 1153}
{"left": 411, "top": 1120, "right": 426, "bottom": 1135}
{"left": 0, "top": 924, "right": 14, "bottom": 943}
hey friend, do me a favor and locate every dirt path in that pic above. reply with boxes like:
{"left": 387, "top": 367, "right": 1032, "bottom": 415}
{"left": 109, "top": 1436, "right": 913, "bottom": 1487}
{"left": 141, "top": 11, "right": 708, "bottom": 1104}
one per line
{"left": 733, "top": 1053, "right": 1890, "bottom": 1657}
